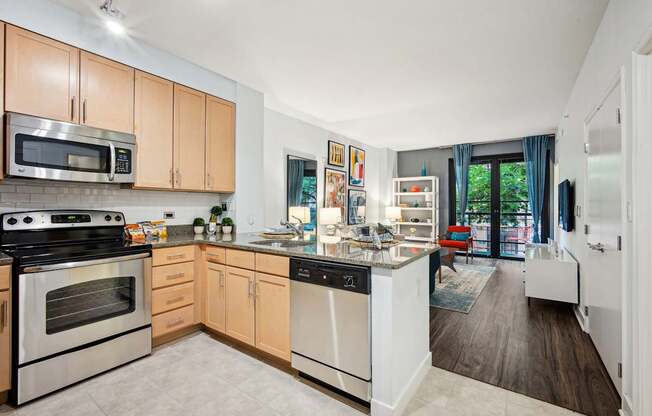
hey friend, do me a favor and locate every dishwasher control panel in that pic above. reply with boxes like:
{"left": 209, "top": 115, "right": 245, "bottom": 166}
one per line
{"left": 290, "top": 258, "right": 370, "bottom": 294}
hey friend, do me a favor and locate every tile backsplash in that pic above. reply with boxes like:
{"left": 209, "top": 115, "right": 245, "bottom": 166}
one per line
{"left": 0, "top": 178, "right": 233, "bottom": 225}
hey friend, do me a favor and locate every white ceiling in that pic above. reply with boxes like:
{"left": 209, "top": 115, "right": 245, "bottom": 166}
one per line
{"left": 54, "top": 0, "right": 608, "bottom": 150}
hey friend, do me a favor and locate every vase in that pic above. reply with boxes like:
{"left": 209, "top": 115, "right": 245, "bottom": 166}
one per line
{"left": 421, "top": 161, "right": 427, "bottom": 176}
{"left": 193, "top": 226, "right": 204, "bottom": 234}
{"left": 222, "top": 225, "right": 233, "bottom": 234}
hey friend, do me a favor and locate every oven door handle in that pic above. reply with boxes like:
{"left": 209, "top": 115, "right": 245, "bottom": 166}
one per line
{"left": 108, "top": 142, "right": 116, "bottom": 182}
{"left": 22, "top": 252, "right": 150, "bottom": 273}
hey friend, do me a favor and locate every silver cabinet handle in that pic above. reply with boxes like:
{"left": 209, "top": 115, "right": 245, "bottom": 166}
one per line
{"left": 166, "top": 296, "right": 185, "bottom": 305}
{"left": 170, "top": 169, "right": 174, "bottom": 186}
{"left": 587, "top": 242, "right": 605, "bottom": 253}
{"left": 166, "top": 272, "right": 185, "bottom": 280}
{"left": 0, "top": 300, "right": 6, "bottom": 332}
{"left": 166, "top": 317, "right": 185, "bottom": 328}
{"left": 248, "top": 278, "right": 254, "bottom": 297}
{"left": 71, "top": 96, "right": 76, "bottom": 121}
{"left": 22, "top": 252, "right": 150, "bottom": 273}
{"left": 82, "top": 99, "right": 87, "bottom": 123}
{"left": 219, "top": 270, "right": 225, "bottom": 287}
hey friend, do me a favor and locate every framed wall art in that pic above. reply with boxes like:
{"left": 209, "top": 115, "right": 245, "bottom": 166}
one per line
{"left": 324, "top": 168, "right": 347, "bottom": 222}
{"left": 349, "top": 145, "right": 365, "bottom": 187}
{"left": 348, "top": 189, "right": 366, "bottom": 225}
{"left": 328, "top": 140, "right": 345, "bottom": 167}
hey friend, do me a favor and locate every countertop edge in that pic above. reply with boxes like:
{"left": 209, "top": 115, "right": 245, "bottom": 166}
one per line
{"left": 145, "top": 236, "right": 439, "bottom": 270}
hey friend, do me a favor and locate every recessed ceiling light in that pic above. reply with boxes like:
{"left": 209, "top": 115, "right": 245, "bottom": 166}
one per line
{"left": 100, "top": 0, "right": 126, "bottom": 35}
{"left": 105, "top": 19, "right": 125, "bottom": 35}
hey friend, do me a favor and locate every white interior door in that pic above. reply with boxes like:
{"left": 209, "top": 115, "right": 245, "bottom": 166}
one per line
{"left": 585, "top": 83, "right": 623, "bottom": 394}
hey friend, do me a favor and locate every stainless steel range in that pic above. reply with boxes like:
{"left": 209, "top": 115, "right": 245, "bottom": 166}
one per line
{"left": 0, "top": 210, "right": 152, "bottom": 405}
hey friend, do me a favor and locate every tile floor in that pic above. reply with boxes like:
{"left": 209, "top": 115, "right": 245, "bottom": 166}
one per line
{"left": 0, "top": 331, "right": 584, "bottom": 416}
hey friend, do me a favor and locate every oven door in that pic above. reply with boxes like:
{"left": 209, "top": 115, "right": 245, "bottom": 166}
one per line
{"left": 18, "top": 253, "right": 151, "bottom": 365}
{"left": 7, "top": 124, "right": 135, "bottom": 183}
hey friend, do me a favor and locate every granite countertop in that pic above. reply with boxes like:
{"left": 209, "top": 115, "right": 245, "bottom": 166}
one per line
{"left": 140, "top": 232, "right": 439, "bottom": 269}
{"left": 0, "top": 253, "right": 12, "bottom": 266}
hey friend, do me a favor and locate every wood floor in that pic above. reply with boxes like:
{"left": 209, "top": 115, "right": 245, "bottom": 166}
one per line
{"left": 430, "top": 258, "right": 621, "bottom": 416}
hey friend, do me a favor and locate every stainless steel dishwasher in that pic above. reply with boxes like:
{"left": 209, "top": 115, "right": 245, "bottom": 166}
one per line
{"left": 290, "top": 258, "right": 371, "bottom": 401}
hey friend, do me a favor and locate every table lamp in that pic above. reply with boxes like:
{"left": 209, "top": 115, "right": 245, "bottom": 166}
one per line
{"left": 320, "top": 207, "right": 341, "bottom": 236}
{"left": 385, "top": 206, "right": 402, "bottom": 233}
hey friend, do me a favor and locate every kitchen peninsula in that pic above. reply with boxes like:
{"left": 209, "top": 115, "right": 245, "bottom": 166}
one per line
{"left": 146, "top": 231, "right": 438, "bottom": 416}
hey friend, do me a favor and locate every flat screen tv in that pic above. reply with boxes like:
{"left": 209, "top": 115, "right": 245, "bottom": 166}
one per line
{"left": 558, "top": 179, "right": 574, "bottom": 232}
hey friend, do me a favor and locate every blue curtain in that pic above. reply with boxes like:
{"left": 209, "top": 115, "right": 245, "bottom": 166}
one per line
{"left": 287, "top": 159, "right": 305, "bottom": 207}
{"left": 522, "top": 136, "right": 550, "bottom": 243}
{"left": 453, "top": 144, "right": 473, "bottom": 225}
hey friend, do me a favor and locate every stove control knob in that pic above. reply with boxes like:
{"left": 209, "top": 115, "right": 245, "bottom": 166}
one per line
{"left": 7, "top": 217, "right": 17, "bottom": 225}
{"left": 105, "top": 215, "right": 112, "bottom": 221}
{"left": 114, "top": 215, "right": 122, "bottom": 222}
{"left": 23, "top": 216, "right": 33, "bottom": 224}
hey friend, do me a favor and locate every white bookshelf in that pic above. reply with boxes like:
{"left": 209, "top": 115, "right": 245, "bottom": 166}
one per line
{"left": 392, "top": 176, "right": 439, "bottom": 242}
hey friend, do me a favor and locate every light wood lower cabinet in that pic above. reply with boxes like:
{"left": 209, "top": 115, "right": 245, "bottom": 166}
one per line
{"left": 0, "top": 266, "right": 11, "bottom": 391}
{"left": 255, "top": 273, "right": 290, "bottom": 361}
{"left": 225, "top": 266, "right": 255, "bottom": 346}
{"left": 204, "top": 262, "right": 226, "bottom": 333}
{"left": 152, "top": 304, "right": 194, "bottom": 338}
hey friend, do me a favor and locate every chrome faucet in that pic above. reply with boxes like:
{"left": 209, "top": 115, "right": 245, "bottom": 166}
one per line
{"left": 281, "top": 218, "right": 304, "bottom": 239}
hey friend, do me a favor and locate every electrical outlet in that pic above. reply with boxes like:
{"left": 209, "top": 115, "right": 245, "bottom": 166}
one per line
{"left": 221, "top": 203, "right": 228, "bottom": 211}
{"left": 163, "top": 211, "right": 175, "bottom": 219}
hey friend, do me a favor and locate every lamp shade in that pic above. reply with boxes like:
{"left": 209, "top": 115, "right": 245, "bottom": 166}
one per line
{"left": 385, "top": 206, "right": 402, "bottom": 221}
{"left": 289, "top": 206, "right": 310, "bottom": 224}
{"left": 320, "top": 207, "right": 341, "bottom": 225}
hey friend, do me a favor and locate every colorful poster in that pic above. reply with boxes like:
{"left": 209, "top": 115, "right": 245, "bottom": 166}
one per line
{"left": 348, "top": 189, "right": 366, "bottom": 225}
{"left": 328, "top": 140, "right": 345, "bottom": 167}
{"left": 324, "top": 168, "right": 347, "bottom": 222}
{"left": 349, "top": 145, "right": 365, "bottom": 187}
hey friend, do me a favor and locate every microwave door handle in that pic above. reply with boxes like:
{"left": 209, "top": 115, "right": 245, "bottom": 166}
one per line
{"left": 108, "top": 142, "right": 116, "bottom": 181}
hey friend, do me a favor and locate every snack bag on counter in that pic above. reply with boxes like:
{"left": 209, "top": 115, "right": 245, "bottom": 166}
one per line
{"left": 151, "top": 220, "right": 167, "bottom": 239}
{"left": 140, "top": 220, "right": 167, "bottom": 240}
{"left": 124, "top": 223, "right": 145, "bottom": 242}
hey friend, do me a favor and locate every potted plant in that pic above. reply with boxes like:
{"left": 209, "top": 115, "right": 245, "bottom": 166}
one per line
{"left": 221, "top": 217, "right": 234, "bottom": 234}
{"left": 208, "top": 206, "right": 223, "bottom": 234}
{"left": 193, "top": 218, "right": 205, "bottom": 234}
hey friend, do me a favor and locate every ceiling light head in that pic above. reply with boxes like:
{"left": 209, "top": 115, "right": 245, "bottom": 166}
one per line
{"left": 100, "top": 0, "right": 126, "bottom": 35}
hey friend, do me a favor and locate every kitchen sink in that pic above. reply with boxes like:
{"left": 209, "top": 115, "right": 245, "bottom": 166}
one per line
{"left": 250, "top": 239, "right": 314, "bottom": 248}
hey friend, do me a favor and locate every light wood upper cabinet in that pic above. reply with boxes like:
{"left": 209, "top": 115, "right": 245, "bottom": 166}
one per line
{"left": 173, "top": 84, "right": 206, "bottom": 191}
{"left": 5, "top": 25, "right": 79, "bottom": 123}
{"left": 0, "top": 288, "right": 10, "bottom": 391}
{"left": 205, "top": 262, "right": 226, "bottom": 333}
{"left": 0, "top": 22, "right": 5, "bottom": 182}
{"left": 205, "top": 95, "right": 236, "bottom": 192}
{"left": 255, "top": 273, "right": 290, "bottom": 361}
{"left": 134, "top": 71, "right": 174, "bottom": 189}
{"left": 80, "top": 51, "right": 134, "bottom": 133}
{"left": 225, "top": 266, "right": 255, "bottom": 346}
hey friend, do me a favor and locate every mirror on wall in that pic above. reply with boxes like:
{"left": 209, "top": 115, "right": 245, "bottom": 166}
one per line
{"left": 287, "top": 155, "right": 318, "bottom": 236}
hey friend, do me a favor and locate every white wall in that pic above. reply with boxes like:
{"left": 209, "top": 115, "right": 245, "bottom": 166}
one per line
{"left": 263, "top": 109, "right": 391, "bottom": 229}
{"left": 556, "top": 1, "right": 652, "bottom": 414}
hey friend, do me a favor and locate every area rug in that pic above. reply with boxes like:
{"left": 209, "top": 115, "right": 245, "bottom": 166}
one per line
{"left": 430, "top": 262, "right": 496, "bottom": 313}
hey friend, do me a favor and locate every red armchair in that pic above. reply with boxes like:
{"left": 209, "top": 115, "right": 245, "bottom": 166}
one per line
{"left": 439, "top": 225, "right": 474, "bottom": 263}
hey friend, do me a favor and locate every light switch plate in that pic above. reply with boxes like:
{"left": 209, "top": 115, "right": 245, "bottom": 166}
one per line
{"left": 163, "top": 211, "right": 175, "bottom": 219}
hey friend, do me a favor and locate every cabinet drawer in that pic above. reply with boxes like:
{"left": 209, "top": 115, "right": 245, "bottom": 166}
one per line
{"left": 152, "top": 304, "right": 194, "bottom": 338}
{"left": 152, "top": 262, "right": 194, "bottom": 289}
{"left": 226, "top": 249, "right": 255, "bottom": 270}
{"left": 153, "top": 246, "right": 195, "bottom": 266}
{"left": 255, "top": 253, "right": 289, "bottom": 277}
{"left": 205, "top": 246, "right": 226, "bottom": 264}
{"left": 152, "top": 282, "right": 194, "bottom": 315}
{"left": 0, "top": 266, "right": 10, "bottom": 291}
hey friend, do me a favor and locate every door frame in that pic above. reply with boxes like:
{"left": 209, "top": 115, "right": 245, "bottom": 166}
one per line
{"left": 448, "top": 152, "right": 550, "bottom": 259}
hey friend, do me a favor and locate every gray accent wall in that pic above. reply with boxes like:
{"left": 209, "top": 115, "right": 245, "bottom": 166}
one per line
{"left": 397, "top": 139, "right": 554, "bottom": 236}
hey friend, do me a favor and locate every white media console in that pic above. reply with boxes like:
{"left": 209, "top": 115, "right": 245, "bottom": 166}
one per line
{"left": 524, "top": 243, "right": 579, "bottom": 304}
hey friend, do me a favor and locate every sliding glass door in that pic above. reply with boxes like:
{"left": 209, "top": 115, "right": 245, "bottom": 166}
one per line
{"left": 450, "top": 153, "right": 549, "bottom": 259}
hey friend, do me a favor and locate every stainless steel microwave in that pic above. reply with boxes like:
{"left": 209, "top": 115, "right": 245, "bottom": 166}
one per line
{"left": 5, "top": 112, "right": 136, "bottom": 183}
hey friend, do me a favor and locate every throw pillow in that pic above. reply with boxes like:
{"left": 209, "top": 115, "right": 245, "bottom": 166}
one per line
{"left": 450, "top": 231, "right": 470, "bottom": 241}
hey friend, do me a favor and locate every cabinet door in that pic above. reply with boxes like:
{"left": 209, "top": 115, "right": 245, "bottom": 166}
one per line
{"left": 0, "top": 291, "right": 10, "bottom": 391}
{"left": 205, "top": 262, "right": 226, "bottom": 333}
{"left": 80, "top": 51, "right": 134, "bottom": 133}
{"left": 255, "top": 273, "right": 290, "bottom": 361}
{"left": 173, "top": 84, "right": 206, "bottom": 191}
{"left": 205, "top": 95, "right": 235, "bottom": 192}
{"left": 5, "top": 25, "right": 79, "bottom": 123}
{"left": 225, "top": 266, "right": 255, "bottom": 346}
{"left": 134, "top": 71, "right": 174, "bottom": 188}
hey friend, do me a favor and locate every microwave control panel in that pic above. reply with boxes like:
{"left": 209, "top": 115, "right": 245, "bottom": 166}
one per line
{"left": 114, "top": 148, "right": 132, "bottom": 174}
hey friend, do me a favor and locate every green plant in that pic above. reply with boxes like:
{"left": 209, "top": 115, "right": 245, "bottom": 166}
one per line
{"left": 193, "top": 217, "right": 205, "bottom": 227}
{"left": 221, "top": 217, "right": 233, "bottom": 226}
{"left": 210, "top": 206, "right": 223, "bottom": 223}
